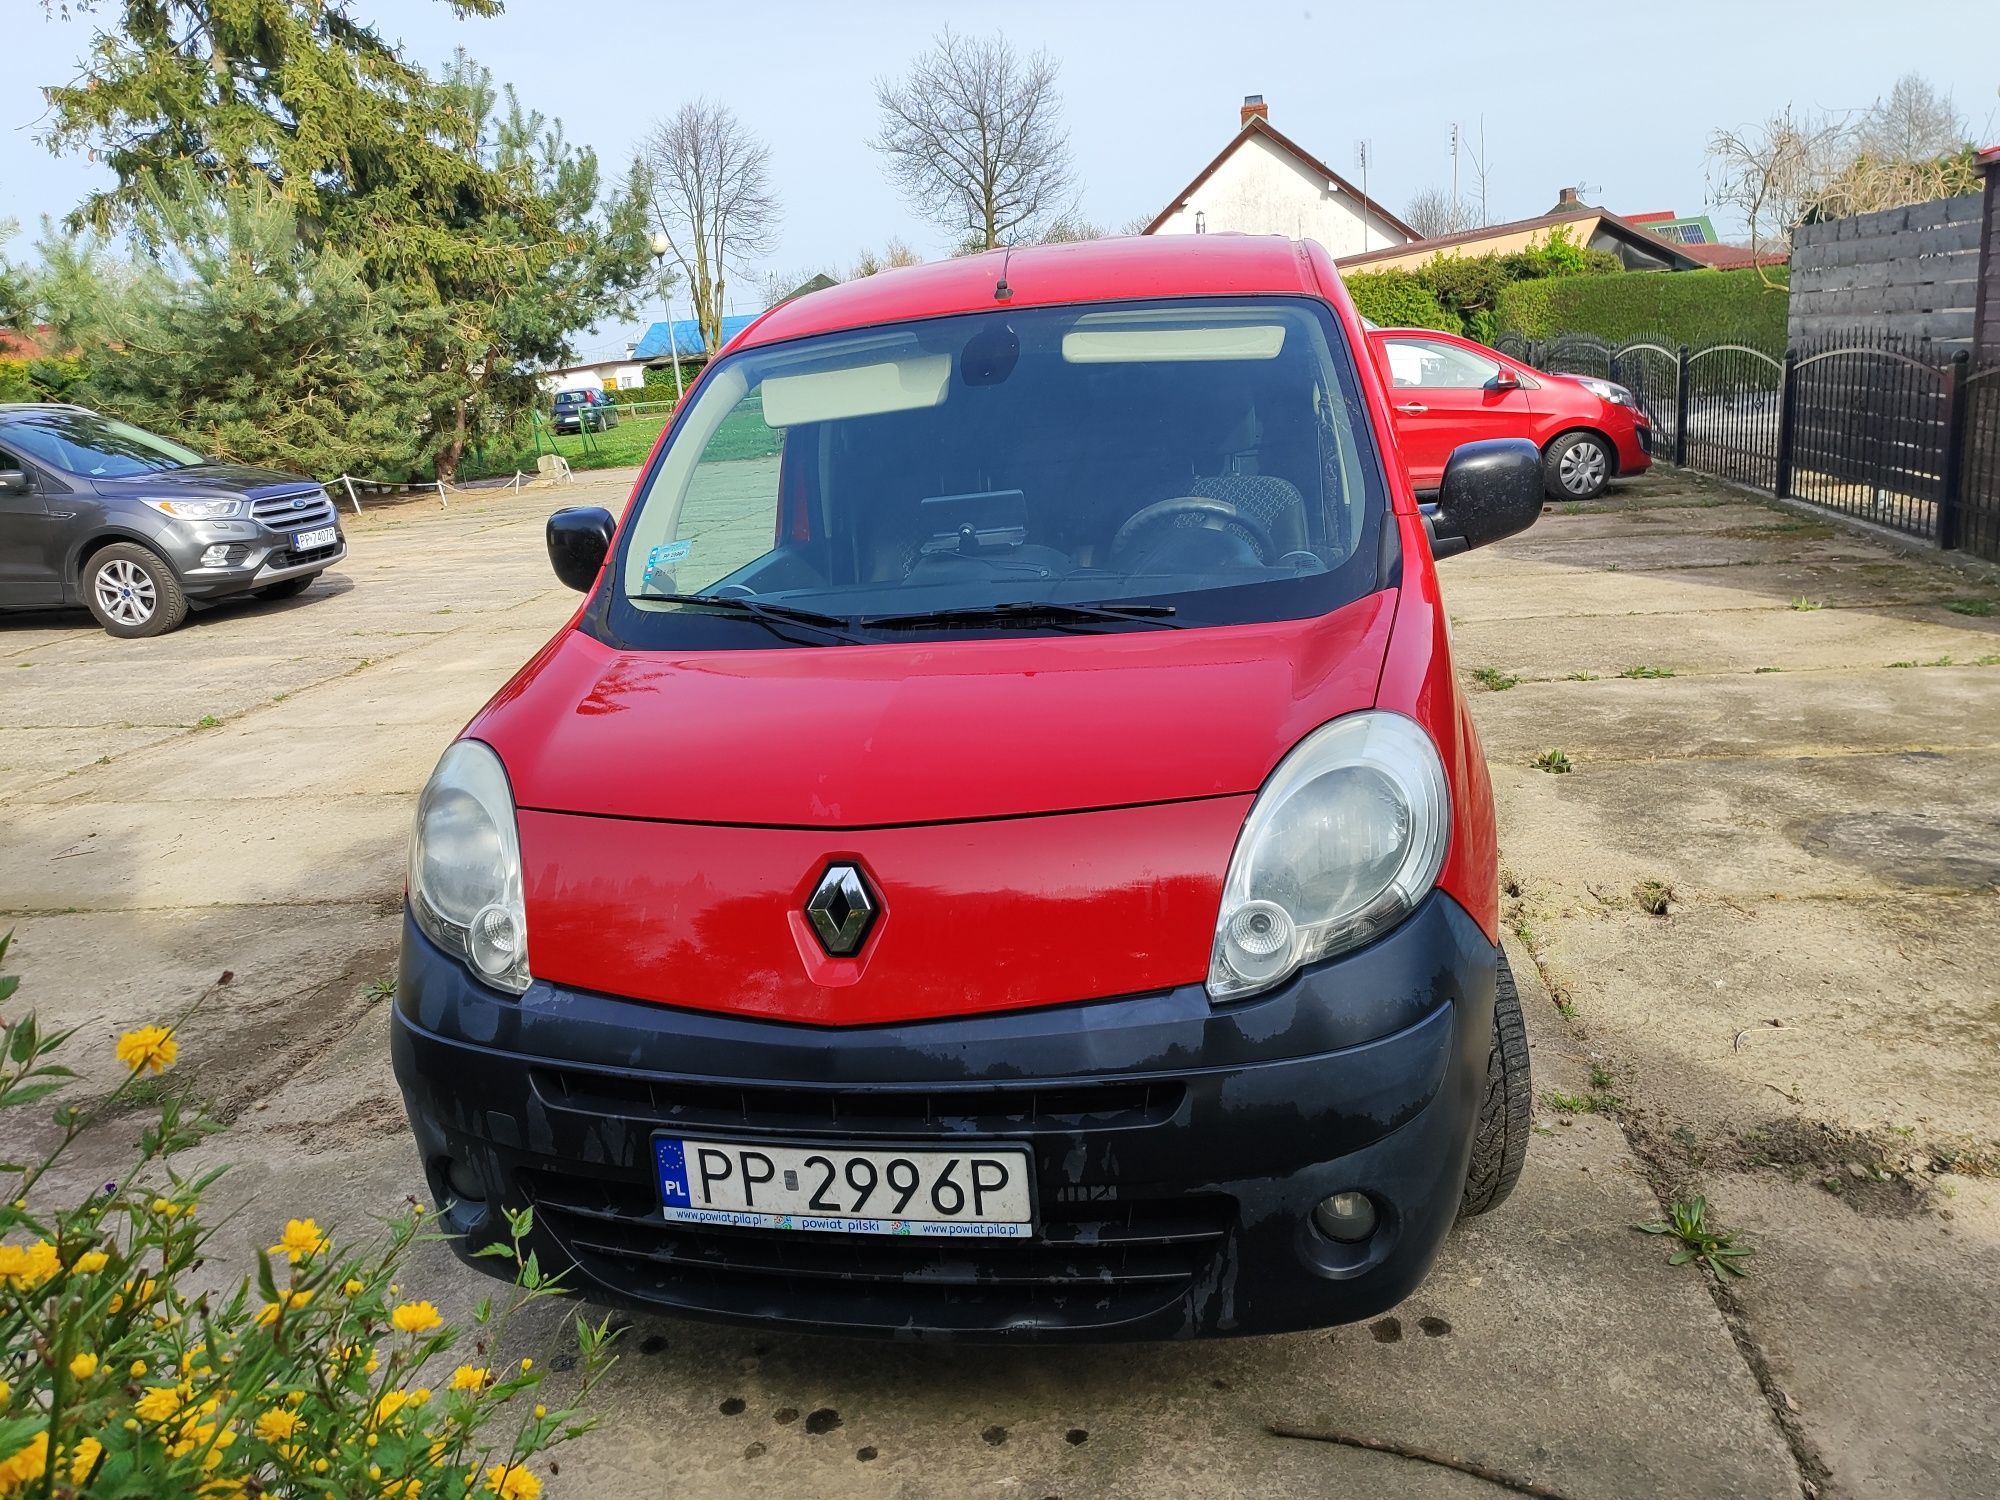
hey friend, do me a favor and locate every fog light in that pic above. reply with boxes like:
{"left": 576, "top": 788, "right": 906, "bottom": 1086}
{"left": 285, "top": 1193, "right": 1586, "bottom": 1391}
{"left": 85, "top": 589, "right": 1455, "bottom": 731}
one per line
{"left": 445, "top": 1156, "right": 486, "bottom": 1203}
{"left": 1312, "top": 1190, "right": 1377, "bottom": 1243}
{"left": 200, "top": 545, "right": 230, "bottom": 567}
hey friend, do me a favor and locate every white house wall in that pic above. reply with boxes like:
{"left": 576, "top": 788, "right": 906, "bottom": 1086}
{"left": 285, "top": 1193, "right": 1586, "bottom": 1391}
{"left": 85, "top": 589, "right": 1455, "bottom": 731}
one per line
{"left": 1152, "top": 134, "right": 1408, "bottom": 256}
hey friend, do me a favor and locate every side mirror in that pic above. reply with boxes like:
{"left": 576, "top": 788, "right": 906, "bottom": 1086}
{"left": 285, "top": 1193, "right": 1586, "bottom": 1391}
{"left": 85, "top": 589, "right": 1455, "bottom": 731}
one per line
{"left": 1430, "top": 439, "right": 1543, "bottom": 558}
{"left": 547, "top": 505, "right": 616, "bottom": 592}
{"left": 0, "top": 469, "right": 29, "bottom": 495}
{"left": 1488, "top": 368, "right": 1521, "bottom": 392}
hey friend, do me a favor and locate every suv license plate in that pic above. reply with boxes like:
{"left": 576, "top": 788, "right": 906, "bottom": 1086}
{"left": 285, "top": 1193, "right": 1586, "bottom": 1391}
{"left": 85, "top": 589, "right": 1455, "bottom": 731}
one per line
{"left": 654, "top": 1135, "right": 1034, "bottom": 1239}
{"left": 293, "top": 525, "right": 338, "bottom": 550}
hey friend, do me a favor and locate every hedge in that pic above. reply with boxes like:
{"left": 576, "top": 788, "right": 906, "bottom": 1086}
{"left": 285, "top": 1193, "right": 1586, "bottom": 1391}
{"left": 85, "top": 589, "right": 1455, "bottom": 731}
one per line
{"left": 1494, "top": 268, "right": 1788, "bottom": 350}
{"left": 1343, "top": 271, "right": 1460, "bottom": 334}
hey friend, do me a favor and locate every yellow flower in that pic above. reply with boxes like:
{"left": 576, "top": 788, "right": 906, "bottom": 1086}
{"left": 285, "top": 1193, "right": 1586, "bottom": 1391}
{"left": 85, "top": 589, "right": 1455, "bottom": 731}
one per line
{"left": 68, "top": 1353, "right": 99, "bottom": 1380}
{"left": 389, "top": 1300, "right": 441, "bottom": 1334}
{"left": 254, "top": 1287, "right": 313, "bottom": 1326}
{"left": 268, "top": 1218, "right": 329, "bottom": 1265}
{"left": 0, "top": 1430, "right": 50, "bottom": 1492}
{"left": 342, "top": 1278, "right": 365, "bottom": 1296}
{"left": 0, "top": 1380, "right": 8, "bottom": 1406}
{"left": 0, "top": 1240, "right": 59, "bottom": 1292}
{"left": 67, "top": 1437, "right": 103, "bottom": 1484}
{"left": 134, "top": 1385, "right": 184, "bottom": 1423}
{"left": 484, "top": 1464, "right": 542, "bottom": 1500}
{"left": 116, "top": 1025, "right": 179, "bottom": 1074}
{"left": 255, "top": 1408, "right": 303, "bottom": 1444}
{"left": 448, "top": 1364, "right": 489, "bottom": 1392}
{"left": 72, "top": 1250, "right": 109, "bottom": 1275}
{"left": 519, "top": 1357, "right": 533, "bottom": 1372}
{"left": 532, "top": 1404, "right": 546, "bottom": 1419}
{"left": 129, "top": 1360, "right": 147, "bottom": 1377}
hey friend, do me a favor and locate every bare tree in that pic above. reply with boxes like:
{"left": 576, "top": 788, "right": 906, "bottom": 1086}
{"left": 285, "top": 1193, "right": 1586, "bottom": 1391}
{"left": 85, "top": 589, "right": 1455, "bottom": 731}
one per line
{"left": 1706, "top": 107, "right": 1849, "bottom": 281}
{"left": 1040, "top": 217, "right": 1104, "bottom": 243}
{"left": 639, "top": 100, "right": 779, "bottom": 352}
{"left": 1709, "top": 89, "right": 1977, "bottom": 287}
{"left": 871, "top": 28, "right": 1076, "bottom": 250}
{"left": 848, "top": 238, "right": 924, "bottom": 279}
{"left": 1854, "top": 73, "right": 1965, "bottom": 163}
{"left": 1403, "top": 187, "right": 1478, "bottom": 240}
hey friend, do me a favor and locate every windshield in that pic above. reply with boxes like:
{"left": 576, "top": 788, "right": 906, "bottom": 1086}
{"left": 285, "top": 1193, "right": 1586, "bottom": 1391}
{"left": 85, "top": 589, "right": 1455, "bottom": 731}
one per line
{"left": 1, "top": 410, "right": 204, "bottom": 477}
{"left": 606, "top": 297, "right": 1389, "bottom": 646}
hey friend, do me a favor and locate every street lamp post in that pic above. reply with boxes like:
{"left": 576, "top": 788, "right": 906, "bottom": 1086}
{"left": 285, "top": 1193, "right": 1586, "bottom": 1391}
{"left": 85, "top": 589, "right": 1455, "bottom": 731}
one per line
{"left": 648, "top": 231, "right": 682, "bottom": 403}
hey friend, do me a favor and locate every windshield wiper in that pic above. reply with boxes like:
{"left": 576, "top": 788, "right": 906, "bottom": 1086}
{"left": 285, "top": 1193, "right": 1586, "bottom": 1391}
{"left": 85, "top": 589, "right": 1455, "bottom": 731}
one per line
{"left": 644, "top": 592, "right": 870, "bottom": 644}
{"left": 857, "top": 600, "right": 1182, "bottom": 632}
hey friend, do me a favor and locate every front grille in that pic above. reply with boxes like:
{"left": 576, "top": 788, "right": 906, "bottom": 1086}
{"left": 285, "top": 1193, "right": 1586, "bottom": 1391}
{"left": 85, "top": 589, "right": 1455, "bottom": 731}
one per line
{"left": 251, "top": 489, "right": 338, "bottom": 532}
{"left": 268, "top": 541, "right": 341, "bottom": 569}
{"left": 531, "top": 1067, "right": 1186, "bottom": 1136}
{"left": 520, "top": 1168, "right": 1233, "bottom": 1328}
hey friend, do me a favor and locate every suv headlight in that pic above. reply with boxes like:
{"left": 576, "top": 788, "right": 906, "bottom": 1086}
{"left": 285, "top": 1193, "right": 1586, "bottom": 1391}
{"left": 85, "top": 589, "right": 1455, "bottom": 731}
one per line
{"left": 142, "top": 497, "right": 243, "bottom": 520}
{"left": 1575, "top": 377, "right": 1636, "bottom": 408}
{"left": 1208, "top": 712, "right": 1450, "bottom": 1002}
{"left": 408, "top": 739, "right": 530, "bottom": 994}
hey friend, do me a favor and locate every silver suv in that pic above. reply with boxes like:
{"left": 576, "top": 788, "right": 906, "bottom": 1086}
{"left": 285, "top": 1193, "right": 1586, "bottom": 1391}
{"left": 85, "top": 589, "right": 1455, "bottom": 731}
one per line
{"left": 0, "top": 404, "right": 348, "bottom": 638}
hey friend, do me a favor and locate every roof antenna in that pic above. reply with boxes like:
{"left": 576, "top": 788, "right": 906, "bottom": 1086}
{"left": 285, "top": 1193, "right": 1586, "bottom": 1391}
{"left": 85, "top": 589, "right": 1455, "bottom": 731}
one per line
{"left": 993, "top": 244, "right": 1014, "bottom": 302}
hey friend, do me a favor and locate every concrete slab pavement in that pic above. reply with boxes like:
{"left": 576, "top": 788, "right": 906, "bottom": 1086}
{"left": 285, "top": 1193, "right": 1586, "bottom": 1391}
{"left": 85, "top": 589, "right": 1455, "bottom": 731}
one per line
{"left": 16, "top": 464, "right": 1997, "bottom": 1496}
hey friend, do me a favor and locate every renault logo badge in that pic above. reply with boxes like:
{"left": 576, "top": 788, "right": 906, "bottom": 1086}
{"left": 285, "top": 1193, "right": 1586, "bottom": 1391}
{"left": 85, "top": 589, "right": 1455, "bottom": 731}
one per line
{"left": 805, "top": 864, "right": 877, "bottom": 957}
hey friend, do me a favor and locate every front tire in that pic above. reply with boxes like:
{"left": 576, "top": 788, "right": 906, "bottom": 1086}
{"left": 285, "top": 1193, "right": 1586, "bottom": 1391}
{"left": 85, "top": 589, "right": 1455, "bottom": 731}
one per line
{"left": 1544, "top": 431, "right": 1613, "bottom": 501}
{"left": 257, "top": 575, "right": 317, "bottom": 601}
{"left": 1460, "top": 950, "right": 1532, "bottom": 1216}
{"left": 84, "top": 542, "right": 188, "bottom": 639}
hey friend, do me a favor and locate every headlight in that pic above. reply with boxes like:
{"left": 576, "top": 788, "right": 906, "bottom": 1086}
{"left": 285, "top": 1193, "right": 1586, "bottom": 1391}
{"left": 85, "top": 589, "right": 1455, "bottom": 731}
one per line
{"left": 1208, "top": 712, "right": 1450, "bottom": 1002}
{"left": 408, "top": 740, "right": 530, "bottom": 994}
{"left": 1575, "top": 377, "right": 1636, "bottom": 408}
{"left": 142, "top": 497, "right": 243, "bottom": 520}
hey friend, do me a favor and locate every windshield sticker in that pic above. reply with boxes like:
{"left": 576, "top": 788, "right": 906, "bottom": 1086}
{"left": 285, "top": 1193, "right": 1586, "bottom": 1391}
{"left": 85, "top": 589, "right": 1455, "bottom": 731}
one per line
{"left": 644, "top": 540, "right": 692, "bottom": 590}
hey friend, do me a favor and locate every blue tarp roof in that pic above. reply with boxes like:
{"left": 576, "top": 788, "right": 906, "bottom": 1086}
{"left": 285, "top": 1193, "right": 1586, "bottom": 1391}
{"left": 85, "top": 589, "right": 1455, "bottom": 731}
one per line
{"left": 632, "top": 314, "right": 758, "bottom": 361}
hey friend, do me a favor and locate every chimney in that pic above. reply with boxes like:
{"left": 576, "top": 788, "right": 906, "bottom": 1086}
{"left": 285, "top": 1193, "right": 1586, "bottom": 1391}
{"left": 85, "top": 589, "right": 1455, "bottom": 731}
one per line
{"left": 1556, "top": 186, "right": 1580, "bottom": 208}
{"left": 1240, "top": 94, "right": 1268, "bottom": 129}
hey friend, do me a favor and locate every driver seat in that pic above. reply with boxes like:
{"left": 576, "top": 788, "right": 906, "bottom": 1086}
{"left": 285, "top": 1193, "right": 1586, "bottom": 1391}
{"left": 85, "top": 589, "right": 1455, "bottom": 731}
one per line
{"left": 1182, "top": 474, "right": 1310, "bottom": 558}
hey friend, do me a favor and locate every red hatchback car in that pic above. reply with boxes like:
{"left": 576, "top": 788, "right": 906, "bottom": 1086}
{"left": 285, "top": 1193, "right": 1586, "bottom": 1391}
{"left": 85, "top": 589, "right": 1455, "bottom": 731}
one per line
{"left": 393, "top": 235, "right": 1544, "bottom": 1340}
{"left": 1369, "top": 327, "right": 1652, "bottom": 500}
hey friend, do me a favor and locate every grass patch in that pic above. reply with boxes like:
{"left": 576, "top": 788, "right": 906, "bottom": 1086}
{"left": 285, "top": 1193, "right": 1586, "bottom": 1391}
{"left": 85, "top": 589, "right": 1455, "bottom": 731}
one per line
{"left": 192, "top": 714, "right": 223, "bottom": 729}
{"left": 1946, "top": 599, "right": 1994, "bottom": 617}
{"left": 1633, "top": 879, "right": 1675, "bottom": 916}
{"left": 1545, "top": 1087, "right": 1621, "bottom": 1115}
{"left": 363, "top": 977, "right": 397, "bottom": 1004}
{"left": 1788, "top": 596, "right": 1823, "bottom": 611}
{"left": 1618, "top": 664, "right": 1675, "bottom": 680}
{"left": 1532, "top": 749, "right": 1573, "bottom": 774}
{"left": 1470, "top": 666, "right": 1519, "bottom": 692}
{"left": 1753, "top": 665, "right": 1781, "bottom": 673}
{"left": 1564, "top": 671, "right": 1599, "bottom": 682}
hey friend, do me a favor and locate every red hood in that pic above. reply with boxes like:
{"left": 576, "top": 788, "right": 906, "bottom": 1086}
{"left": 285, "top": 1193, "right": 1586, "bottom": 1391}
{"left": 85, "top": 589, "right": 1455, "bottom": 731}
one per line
{"left": 470, "top": 592, "right": 1398, "bottom": 827}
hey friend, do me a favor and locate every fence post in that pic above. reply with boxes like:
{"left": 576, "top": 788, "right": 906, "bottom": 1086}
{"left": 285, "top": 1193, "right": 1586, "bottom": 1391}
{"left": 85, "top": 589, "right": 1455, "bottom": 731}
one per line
{"left": 1674, "top": 344, "right": 1690, "bottom": 468}
{"left": 1938, "top": 348, "right": 1971, "bottom": 552}
{"left": 1772, "top": 348, "right": 1800, "bottom": 498}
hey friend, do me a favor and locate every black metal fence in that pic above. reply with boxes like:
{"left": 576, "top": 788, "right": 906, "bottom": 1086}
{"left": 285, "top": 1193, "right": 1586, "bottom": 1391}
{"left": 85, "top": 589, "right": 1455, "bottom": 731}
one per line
{"left": 1492, "top": 331, "right": 2000, "bottom": 562}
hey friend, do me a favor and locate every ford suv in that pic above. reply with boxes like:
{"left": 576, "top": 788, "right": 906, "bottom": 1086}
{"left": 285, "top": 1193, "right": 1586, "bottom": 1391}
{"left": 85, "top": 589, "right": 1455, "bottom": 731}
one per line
{"left": 0, "top": 405, "right": 346, "bottom": 637}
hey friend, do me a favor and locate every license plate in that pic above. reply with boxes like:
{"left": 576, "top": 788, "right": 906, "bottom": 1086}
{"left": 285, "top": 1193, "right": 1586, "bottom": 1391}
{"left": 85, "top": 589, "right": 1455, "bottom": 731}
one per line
{"left": 654, "top": 1135, "right": 1034, "bottom": 1238}
{"left": 293, "top": 525, "right": 338, "bottom": 550}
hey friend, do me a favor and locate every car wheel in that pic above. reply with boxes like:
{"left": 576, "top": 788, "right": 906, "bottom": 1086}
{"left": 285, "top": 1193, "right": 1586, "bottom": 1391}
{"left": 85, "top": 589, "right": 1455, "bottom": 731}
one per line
{"left": 257, "top": 575, "right": 317, "bottom": 601}
{"left": 84, "top": 542, "right": 189, "bottom": 639}
{"left": 1544, "top": 431, "right": 1613, "bottom": 501}
{"left": 1459, "top": 949, "right": 1532, "bottom": 1217}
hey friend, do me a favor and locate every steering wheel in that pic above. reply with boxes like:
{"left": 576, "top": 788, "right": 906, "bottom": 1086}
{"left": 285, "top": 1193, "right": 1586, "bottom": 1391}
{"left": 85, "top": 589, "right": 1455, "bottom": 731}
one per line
{"left": 1109, "top": 495, "right": 1277, "bottom": 568}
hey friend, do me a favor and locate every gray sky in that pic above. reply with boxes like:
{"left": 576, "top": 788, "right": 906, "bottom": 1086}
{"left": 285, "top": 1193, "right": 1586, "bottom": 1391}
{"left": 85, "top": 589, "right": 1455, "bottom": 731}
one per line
{"left": 6, "top": 0, "right": 1997, "bottom": 358}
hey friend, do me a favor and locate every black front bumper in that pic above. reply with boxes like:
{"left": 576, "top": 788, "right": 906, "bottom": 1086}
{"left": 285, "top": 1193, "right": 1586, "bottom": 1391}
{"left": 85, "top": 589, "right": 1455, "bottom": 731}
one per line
{"left": 391, "top": 891, "right": 1498, "bottom": 1341}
